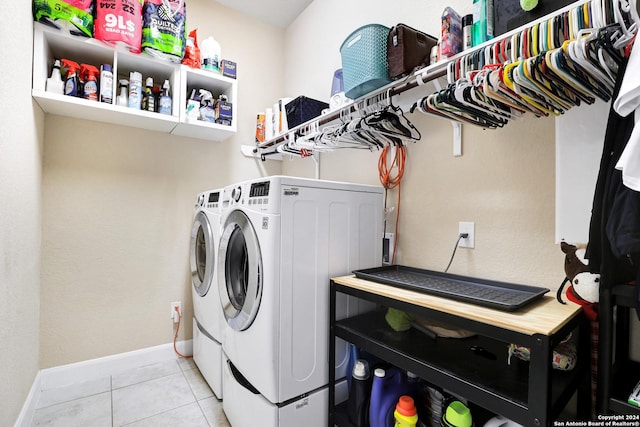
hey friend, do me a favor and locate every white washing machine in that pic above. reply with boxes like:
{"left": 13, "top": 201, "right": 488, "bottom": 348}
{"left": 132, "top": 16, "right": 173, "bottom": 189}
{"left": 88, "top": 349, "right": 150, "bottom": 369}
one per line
{"left": 190, "top": 188, "right": 224, "bottom": 399}
{"left": 218, "top": 176, "right": 383, "bottom": 427}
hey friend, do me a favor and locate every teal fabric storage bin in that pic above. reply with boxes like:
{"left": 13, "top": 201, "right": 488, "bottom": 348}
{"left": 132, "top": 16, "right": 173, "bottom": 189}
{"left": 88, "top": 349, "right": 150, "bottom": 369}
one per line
{"left": 340, "top": 24, "right": 391, "bottom": 100}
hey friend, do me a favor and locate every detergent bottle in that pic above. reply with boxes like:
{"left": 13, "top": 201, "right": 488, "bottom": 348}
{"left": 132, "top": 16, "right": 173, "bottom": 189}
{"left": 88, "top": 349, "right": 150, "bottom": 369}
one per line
{"left": 45, "top": 59, "right": 64, "bottom": 95}
{"left": 81, "top": 64, "right": 99, "bottom": 101}
{"left": 347, "top": 359, "right": 371, "bottom": 427}
{"left": 141, "top": 77, "right": 155, "bottom": 112}
{"left": 394, "top": 395, "right": 419, "bottom": 427}
{"left": 61, "top": 59, "right": 81, "bottom": 97}
{"left": 201, "top": 35, "right": 221, "bottom": 72}
{"left": 369, "top": 367, "right": 408, "bottom": 427}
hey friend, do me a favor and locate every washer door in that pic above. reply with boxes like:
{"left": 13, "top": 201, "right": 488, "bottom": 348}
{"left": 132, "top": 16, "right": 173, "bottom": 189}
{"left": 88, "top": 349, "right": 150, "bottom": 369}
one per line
{"left": 218, "top": 210, "right": 263, "bottom": 331}
{"left": 190, "top": 210, "right": 214, "bottom": 297}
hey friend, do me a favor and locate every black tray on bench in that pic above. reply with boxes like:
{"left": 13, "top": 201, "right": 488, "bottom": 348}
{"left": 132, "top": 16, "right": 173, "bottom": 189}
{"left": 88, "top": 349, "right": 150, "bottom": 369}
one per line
{"left": 352, "top": 265, "right": 550, "bottom": 311}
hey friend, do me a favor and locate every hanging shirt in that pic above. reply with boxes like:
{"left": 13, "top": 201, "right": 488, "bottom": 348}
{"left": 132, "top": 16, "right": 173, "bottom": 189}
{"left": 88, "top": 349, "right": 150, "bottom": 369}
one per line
{"left": 586, "top": 58, "right": 638, "bottom": 286}
{"left": 614, "top": 39, "right": 640, "bottom": 192}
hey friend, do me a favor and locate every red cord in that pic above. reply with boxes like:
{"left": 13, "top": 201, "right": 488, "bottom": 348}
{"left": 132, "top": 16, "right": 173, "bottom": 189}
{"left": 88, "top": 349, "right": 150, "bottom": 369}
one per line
{"left": 378, "top": 146, "right": 407, "bottom": 264}
{"left": 378, "top": 145, "right": 406, "bottom": 190}
{"left": 173, "top": 307, "right": 192, "bottom": 359}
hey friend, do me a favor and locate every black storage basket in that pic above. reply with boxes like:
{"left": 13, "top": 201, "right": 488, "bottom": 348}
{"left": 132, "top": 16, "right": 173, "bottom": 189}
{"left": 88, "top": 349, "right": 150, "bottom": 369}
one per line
{"left": 285, "top": 96, "right": 329, "bottom": 129}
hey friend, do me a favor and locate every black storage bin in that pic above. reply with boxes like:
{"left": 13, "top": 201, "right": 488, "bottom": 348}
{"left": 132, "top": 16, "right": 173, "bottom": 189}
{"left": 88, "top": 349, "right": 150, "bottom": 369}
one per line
{"left": 285, "top": 96, "right": 329, "bottom": 129}
{"left": 494, "top": 0, "right": 574, "bottom": 37}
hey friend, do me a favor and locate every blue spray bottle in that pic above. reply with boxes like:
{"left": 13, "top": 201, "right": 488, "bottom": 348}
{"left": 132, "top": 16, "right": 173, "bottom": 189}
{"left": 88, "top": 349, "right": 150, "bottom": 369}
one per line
{"left": 61, "top": 59, "right": 81, "bottom": 97}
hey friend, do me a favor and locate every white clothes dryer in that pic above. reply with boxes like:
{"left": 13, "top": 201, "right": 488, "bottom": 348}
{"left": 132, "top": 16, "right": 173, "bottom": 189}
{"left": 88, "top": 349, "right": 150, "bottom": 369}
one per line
{"left": 218, "top": 176, "right": 383, "bottom": 427}
{"left": 190, "top": 189, "right": 224, "bottom": 399}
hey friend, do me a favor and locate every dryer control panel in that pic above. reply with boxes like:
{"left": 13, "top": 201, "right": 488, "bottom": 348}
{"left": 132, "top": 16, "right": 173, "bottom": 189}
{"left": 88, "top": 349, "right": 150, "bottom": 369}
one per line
{"left": 249, "top": 181, "right": 270, "bottom": 197}
{"left": 225, "top": 179, "right": 277, "bottom": 213}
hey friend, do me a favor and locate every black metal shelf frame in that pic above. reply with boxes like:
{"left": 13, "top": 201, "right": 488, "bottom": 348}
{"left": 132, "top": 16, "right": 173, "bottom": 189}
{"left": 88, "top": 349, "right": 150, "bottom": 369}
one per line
{"left": 328, "top": 279, "right": 591, "bottom": 427}
{"left": 598, "top": 284, "right": 640, "bottom": 415}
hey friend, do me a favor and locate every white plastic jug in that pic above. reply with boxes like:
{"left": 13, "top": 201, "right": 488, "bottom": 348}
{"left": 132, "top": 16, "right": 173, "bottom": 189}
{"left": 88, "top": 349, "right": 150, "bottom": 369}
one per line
{"left": 201, "top": 36, "right": 221, "bottom": 73}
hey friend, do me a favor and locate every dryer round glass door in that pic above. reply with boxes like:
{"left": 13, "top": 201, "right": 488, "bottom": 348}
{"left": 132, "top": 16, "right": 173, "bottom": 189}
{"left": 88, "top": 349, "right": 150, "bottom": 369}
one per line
{"left": 218, "top": 210, "right": 263, "bottom": 331}
{"left": 190, "top": 210, "right": 214, "bottom": 297}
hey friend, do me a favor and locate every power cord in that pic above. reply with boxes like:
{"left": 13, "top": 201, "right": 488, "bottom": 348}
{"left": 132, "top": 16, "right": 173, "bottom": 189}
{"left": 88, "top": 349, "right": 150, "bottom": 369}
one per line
{"left": 444, "top": 233, "right": 469, "bottom": 273}
{"left": 379, "top": 145, "right": 406, "bottom": 265}
{"left": 173, "top": 305, "right": 192, "bottom": 359}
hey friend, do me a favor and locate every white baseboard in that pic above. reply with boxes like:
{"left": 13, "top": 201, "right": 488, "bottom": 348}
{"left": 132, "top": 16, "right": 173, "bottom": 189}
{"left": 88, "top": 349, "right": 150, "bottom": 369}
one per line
{"left": 40, "top": 340, "right": 193, "bottom": 389}
{"left": 14, "top": 340, "right": 192, "bottom": 427}
{"left": 13, "top": 371, "right": 41, "bottom": 427}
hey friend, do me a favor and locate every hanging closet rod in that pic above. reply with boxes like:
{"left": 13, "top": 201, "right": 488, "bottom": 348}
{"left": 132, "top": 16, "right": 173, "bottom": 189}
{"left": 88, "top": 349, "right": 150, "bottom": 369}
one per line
{"left": 254, "top": 0, "right": 594, "bottom": 156}
{"left": 254, "top": 69, "right": 444, "bottom": 153}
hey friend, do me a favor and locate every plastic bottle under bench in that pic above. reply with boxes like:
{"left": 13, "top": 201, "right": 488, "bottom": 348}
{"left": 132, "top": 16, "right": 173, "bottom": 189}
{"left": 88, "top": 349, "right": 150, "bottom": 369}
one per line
{"left": 347, "top": 359, "right": 372, "bottom": 427}
{"left": 370, "top": 367, "right": 409, "bottom": 427}
{"left": 395, "top": 395, "right": 419, "bottom": 427}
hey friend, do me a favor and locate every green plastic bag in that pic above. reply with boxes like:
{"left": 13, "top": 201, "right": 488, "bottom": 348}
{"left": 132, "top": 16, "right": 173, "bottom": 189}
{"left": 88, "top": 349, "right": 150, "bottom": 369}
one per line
{"left": 141, "top": 0, "right": 187, "bottom": 63}
{"left": 33, "top": 0, "right": 94, "bottom": 37}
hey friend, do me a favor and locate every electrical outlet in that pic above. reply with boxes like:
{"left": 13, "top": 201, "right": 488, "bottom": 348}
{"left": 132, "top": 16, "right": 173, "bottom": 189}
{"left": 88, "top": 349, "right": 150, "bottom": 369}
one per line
{"left": 458, "top": 222, "right": 475, "bottom": 249}
{"left": 171, "top": 301, "right": 182, "bottom": 323}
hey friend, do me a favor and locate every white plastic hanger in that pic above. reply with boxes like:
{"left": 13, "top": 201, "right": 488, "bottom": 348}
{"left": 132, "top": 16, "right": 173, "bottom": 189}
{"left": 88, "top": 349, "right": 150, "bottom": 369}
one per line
{"left": 613, "top": 0, "right": 639, "bottom": 48}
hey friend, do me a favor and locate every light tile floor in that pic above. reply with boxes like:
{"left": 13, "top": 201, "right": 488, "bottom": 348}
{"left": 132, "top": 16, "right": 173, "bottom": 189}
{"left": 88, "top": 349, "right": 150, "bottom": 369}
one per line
{"left": 31, "top": 357, "right": 231, "bottom": 427}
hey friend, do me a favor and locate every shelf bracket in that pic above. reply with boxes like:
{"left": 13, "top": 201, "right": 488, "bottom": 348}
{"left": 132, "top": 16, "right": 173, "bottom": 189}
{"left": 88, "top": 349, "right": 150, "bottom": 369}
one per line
{"left": 433, "top": 79, "right": 463, "bottom": 157}
{"left": 452, "top": 121, "right": 462, "bottom": 157}
{"left": 240, "top": 144, "right": 282, "bottom": 161}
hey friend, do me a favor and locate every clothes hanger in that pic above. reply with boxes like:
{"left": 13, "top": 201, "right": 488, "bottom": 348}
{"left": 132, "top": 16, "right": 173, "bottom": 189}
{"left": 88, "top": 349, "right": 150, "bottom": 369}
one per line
{"left": 553, "top": 40, "right": 612, "bottom": 100}
{"left": 540, "top": 51, "right": 595, "bottom": 105}
{"left": 613, "top": 0, "right": 640, "bottom": 48}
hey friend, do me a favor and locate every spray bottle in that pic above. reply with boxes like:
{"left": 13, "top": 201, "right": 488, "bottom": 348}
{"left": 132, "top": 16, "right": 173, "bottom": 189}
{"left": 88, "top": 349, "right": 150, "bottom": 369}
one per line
{"left": 81, "top": 64, "right": 99, "bottom": 101}
{"left": 199, "top": 89, "right": 216, "bottom": 122}
{"left": 61, "top": 59, "right": 81, "bottom": 97}
{"left": 158, "top": 79, "right": 172, "bottom": 115}
{"left": 117, "top": 79, "right": 129, "bottom": 107}
{"left": 46, "top": 59, "right": 64, "bottom": 95}
{"left": 185, "top": 89, "right": 201, "bottom": 122}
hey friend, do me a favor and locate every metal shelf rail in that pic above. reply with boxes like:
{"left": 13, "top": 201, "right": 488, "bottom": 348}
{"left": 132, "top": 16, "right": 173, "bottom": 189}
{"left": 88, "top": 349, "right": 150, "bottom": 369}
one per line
{"left": 243, "top": 0, "right": 616, "bottom": 161}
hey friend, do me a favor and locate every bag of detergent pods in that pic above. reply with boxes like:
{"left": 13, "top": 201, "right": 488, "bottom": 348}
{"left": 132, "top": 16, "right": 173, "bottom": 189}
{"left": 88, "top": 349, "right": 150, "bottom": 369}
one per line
{"left": 141, "top": 0, "right": 187, "bottom": 62}
{"left": 33, "top": 0, "right": 94, "bottom": 37}
{"left": 95, "top": 0, "right": 144, "bottom": 53}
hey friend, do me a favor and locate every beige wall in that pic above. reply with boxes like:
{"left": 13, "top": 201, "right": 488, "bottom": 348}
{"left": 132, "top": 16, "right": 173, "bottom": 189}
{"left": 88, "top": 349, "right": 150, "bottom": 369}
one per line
{"left": 0, "top": 6, "right": 44, "bottom": 427}
{"left": 281, "top": 0, "right": 563, "bottom": 287}
{"left": 40, "top": 1, "right": 283, "bottom": 368}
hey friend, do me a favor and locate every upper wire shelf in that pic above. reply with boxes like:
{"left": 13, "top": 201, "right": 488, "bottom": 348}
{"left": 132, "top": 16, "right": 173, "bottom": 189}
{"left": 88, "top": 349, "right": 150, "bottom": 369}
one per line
{"left": 245, "top": 0, "right": 635, "bottom": 160}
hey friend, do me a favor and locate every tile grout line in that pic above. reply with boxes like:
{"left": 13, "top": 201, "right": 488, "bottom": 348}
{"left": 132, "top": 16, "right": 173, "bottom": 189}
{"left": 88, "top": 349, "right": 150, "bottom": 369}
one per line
{"left": 180, "top": 362, "right": 214, "bottom": 427}
{"left": 195, "top": 398, "right": 213, "bottom": 427}
{"left": 118, "top": 402, "right": 197, "bottom": 427}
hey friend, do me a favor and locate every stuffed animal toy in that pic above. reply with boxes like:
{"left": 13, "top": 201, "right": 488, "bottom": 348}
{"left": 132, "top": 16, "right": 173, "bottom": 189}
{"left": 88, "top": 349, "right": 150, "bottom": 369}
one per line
{"left": 557, "top": 241, "right": 600, "bottom": 321}
{"left": 557, "top": 241, "right": 600, "bottom": 416}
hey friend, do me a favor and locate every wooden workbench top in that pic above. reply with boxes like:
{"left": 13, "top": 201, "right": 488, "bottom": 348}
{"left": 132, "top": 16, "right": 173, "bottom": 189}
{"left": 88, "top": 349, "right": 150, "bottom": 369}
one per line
{"left": 331, "top": 275, "right": 583, "bottom": 336}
